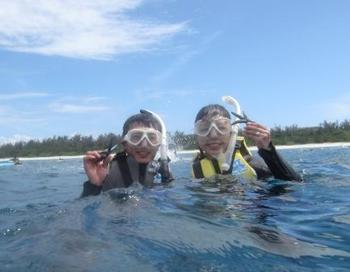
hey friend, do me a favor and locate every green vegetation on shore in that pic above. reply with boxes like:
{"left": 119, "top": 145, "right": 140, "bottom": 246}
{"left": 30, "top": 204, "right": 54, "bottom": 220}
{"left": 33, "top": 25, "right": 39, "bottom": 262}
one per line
{"left": 1, "top": 120, "right": 350, "bottom": 158}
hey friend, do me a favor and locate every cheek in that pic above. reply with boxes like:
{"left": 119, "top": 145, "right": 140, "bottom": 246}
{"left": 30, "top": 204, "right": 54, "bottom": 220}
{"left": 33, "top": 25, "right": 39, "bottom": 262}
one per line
{"left": 124, "top": 144, "right": 135, "bottom": 155}
{"left": 223, "top": 134, "right": 231, "bottom": 145}
{"left": 149, "top": 147, "right": 158, "bottom": 157}
{"left": 197, "top": 137, "right": 210, "bottom": 152}
{"left": 196, "top": 137, "right": 204, "bottom": 148}
{"left": 197, "top": 136, "right": 205, "bottom": 143}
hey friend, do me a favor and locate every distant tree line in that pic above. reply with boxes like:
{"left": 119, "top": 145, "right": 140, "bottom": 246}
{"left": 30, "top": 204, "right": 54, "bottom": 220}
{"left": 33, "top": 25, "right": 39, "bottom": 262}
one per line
{"left": 1, "top": 120, "right": 350, "bottom": 158}
{"left": 268, "top": 120, "right": 350, "bottom": 145}
{"left": 0, "top": 134, "right": 122, "bottom": 158}
{"left": 172, "top": 120, "right": 350, "bottom": 150}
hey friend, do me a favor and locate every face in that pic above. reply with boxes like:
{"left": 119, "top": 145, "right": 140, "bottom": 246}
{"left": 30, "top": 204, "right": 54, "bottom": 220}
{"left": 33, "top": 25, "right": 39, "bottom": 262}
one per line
{"left": 123, "top": 122, "right": 160, "bottom": 164}
{"left": 195, "top": 115, "right": 232, "bottom": 158}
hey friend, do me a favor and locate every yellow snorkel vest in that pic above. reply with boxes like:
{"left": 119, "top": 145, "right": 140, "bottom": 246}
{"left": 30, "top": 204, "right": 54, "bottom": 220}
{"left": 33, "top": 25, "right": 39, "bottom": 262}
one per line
{"left": 192, "top": 136, "right": 257, "bottom": 181}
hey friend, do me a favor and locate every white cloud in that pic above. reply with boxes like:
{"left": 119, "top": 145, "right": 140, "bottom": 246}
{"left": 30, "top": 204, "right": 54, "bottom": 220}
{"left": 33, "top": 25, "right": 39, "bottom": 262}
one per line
{"left": 51, "top": 103, "right": 110, "bottom": 113}
{"left": 49, "top": 96, "right": 111, "bottom": 113}
{"left": 151, "top": 32, "right": 221, "bottom": 82}
{"left": 0, "top": 0, "right": 186, "bottom": 60}
{"left": 0, "top": 93, "right": 49, "bottom": 125}
{"left": 0, "top": 104, "right": 46, "bottom": 125}
{"left": 0, "top": 115, "right": 46, "bottom": 125}
{"left": 0, "top": 92, "right": 49, "bottom": 100}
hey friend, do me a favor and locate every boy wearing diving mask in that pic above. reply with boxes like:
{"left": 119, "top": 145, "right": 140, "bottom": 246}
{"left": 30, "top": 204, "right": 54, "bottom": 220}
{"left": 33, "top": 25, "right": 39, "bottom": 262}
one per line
{"left": 81, "top": 111, "right": 173, "bottom": 197}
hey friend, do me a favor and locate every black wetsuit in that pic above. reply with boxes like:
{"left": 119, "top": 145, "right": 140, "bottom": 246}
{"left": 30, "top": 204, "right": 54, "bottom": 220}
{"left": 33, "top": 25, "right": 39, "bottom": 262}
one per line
{"left": 81, "top": 152, "right": 162, "bottom": 197}
{"left": 193, "top": 142, "right": 302, "bottom": 181}
{"left": 250, "top": 143, "right": 302, "bottom": 181}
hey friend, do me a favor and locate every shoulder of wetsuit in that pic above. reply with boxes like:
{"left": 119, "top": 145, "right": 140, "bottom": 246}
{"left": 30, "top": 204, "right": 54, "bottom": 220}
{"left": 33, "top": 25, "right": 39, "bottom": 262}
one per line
{"left": 81, "top": 180, "right": 102, "bottom": 197}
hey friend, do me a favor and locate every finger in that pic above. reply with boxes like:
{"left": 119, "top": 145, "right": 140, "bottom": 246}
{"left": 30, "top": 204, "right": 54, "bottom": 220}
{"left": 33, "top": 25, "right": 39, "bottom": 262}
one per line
{"left": 102, "top": 154, "right": 114, "bottom": 167}
{"left": 84, "top": 151, "right": 102, "bottom": 161}
{"left": 243, "top": 130, "right": 260, "bottom": 141}
{"left": 96, "top": 151, "right": 113, "bottom": 162}
{"left": 244, "top": 125, "right": 270, "bottom": 135}
{"left": 246, "top": 127, "right": 267, "bottom": 135}
{"left": 244, "top": 129, "right": 270, "bottom": 142}
{"left": 246, "top": 122, "right": 269, "bottom": 131}
{"left": 244, "top": 127, "right": 262, "bottom": 136}
{"left": 84, "top": 154, "right": 97, "bottom": 161}
{"left": 85, "top": 150, "right": 103, "bottom": 157}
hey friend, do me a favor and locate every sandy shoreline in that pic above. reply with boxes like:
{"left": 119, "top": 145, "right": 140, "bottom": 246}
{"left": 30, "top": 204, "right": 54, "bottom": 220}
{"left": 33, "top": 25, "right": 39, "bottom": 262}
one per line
{"left": 1, "top": 142, "right": 349, "bottom": 161}
{"left": 0, "top": 155, "right": 84, "bottom": 162}
{"left": 177, "top": 142, "right": 350, "bottom": 154}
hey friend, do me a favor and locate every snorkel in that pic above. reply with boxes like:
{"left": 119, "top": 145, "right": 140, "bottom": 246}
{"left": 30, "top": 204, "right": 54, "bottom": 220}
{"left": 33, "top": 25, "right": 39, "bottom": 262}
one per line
{"left": 140, "top": 109, "right": 173, "bottom": 183}
{"left": 221, "top": 96, "right": 242, "bottom": 174}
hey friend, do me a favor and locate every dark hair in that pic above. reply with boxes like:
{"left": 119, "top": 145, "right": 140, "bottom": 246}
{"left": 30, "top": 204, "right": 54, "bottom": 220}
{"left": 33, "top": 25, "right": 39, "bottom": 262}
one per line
{"left": 195, "top": 104, "right": 230, "bottom": 122}
{"left": 122, "top": 113, "right": 162, "bottom": 136}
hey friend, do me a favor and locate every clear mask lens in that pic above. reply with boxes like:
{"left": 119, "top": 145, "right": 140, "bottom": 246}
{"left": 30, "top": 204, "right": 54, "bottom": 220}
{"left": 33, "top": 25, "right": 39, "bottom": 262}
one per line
{"left": 124, "top": 128, "right": 161, "bottom": 146}
{"left": 194, "top": 117, "right": 232, "bottom": 136}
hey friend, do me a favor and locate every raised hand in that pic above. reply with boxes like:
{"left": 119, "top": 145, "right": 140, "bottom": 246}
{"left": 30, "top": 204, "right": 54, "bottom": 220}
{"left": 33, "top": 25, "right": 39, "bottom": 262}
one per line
{"left": 83, "top": 151, "right": 114, "bottom": 186}
{"left": 243, "top": 122, "right": 272, "bottom": 150}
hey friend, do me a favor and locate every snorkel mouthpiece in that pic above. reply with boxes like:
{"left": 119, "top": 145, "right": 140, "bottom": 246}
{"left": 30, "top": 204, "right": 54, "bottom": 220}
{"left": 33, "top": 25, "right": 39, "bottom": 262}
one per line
{"left": 221, "top": 96, "right": 242, "bottom": 173}
{"left": 140, "top": 109, "right": 173, "bottom": 183}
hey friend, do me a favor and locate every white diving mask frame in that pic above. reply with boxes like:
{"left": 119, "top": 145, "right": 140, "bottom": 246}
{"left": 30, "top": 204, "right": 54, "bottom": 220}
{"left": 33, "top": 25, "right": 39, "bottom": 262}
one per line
{"left": 123, "top": 128, "right": 162, "bottom": 147}
{"left": 194, "top": 117, "right": 232, "bottom": 137}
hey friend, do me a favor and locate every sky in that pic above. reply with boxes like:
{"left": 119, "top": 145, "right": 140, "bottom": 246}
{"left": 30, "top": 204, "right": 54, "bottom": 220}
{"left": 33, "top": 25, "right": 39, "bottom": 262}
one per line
{"left": 0, "top": 0, "right": 350, "bottom": 144}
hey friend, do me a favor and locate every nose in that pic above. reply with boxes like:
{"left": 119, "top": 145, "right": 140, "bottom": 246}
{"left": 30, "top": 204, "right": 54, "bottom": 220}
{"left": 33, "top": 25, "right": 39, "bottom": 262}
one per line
{"left": 208, "top": 127, "right": 218, "bottom": 137}
{"left": 139, "top": 138, "right": 149, "bottom": 147}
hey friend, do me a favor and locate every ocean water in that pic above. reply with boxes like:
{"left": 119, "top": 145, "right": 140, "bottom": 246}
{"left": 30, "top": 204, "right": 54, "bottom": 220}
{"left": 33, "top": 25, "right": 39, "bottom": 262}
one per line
{"left": 0, "top": 147, "right": 350, "bottom": 272}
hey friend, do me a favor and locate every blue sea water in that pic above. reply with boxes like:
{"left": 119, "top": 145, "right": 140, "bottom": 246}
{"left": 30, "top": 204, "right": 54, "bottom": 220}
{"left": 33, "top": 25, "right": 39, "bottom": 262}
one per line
{"left": 0, "top": 147, "right": 350, "bottom": 271}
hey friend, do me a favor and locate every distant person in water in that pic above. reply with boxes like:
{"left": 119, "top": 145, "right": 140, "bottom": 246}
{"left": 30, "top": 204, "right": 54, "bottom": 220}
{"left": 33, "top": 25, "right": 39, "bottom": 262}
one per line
{"left": 192, "top": 104, "right": 302, "bottom": 181}
{"left": 10, "top": 156, "right": 21, "bottom": 165}
{"left": 81, "top": 111, "right": 173, "bottom": 197}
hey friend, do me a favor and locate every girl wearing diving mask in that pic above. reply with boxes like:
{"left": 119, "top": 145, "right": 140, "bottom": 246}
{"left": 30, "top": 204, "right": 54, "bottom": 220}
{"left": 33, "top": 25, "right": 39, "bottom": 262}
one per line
{"left": 192, "top": 103, "right": 302, "bottom": 182}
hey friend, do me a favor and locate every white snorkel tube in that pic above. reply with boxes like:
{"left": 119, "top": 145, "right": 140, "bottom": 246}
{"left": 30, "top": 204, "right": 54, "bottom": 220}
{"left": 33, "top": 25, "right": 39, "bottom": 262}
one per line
{"left": 221, "top": 96, "right": 242, "bottom": 173}
{"left": 140, "top": 109, "right": 173, "bottom": 182}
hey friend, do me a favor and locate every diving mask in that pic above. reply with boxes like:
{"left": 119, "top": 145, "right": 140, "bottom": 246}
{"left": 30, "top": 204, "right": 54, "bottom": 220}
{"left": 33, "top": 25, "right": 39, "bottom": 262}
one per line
{"left": 194, "top": 117, "right": 232, "bottom": 137}
{"left": 123, "top": 128, "right": 162, "bottom": 146}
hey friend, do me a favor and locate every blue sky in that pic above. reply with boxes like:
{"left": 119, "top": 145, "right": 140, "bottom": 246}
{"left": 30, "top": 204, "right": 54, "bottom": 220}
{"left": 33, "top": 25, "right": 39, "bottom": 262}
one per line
{"left": 0, "top": 0, "right": 350, "bottom": 144}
